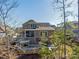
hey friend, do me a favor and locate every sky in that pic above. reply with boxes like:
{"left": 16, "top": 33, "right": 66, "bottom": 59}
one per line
{"left": 6, "top": 0, "right": 78, "bottom": 27}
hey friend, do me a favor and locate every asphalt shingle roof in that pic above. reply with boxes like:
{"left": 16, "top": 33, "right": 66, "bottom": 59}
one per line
{"left": 24, "top": 27, "right": 55, "bottom": 31}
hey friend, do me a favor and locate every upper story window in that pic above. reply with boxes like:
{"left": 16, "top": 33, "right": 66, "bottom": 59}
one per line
{"left": 26, "top": 31, "right": 34, "bottom": 37}
{"left": 31, "top": 24, "right": 37, "bottom": 29}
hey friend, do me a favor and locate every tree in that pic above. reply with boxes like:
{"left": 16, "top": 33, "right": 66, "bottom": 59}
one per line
{"left": 50, "top": 20, "right": 78, "bottom": 59}
{"left": 0, "top": 0, "right": 18, "bottom": 35}
{"left": 52, "top": 0, "right": 75, "bottom": 59}
{"left": 39, "top": 32, "right": 53, "bottom": 59}
{"left": 0, "top": 0, "right": 18, "bottom": 59}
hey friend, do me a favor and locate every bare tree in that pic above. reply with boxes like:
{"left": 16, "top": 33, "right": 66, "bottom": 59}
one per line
{"left": 0, "top": 0, "right": 18, "bottom": 59}
{"left": 0, "top": 0, "right": 18, "bottom": 35}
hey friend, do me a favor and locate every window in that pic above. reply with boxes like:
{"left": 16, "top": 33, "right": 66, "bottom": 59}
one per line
{"left": 40, "top": 31, "right": 48, "bottom": 37}
{"left": 26, "top": 31, "right": 34, "bottom": 37}
{"left": 31, "top": 24, "right": 37, "bottom": 29}
{"left": 45, "top": 32, "right": 47, "bottom": 36}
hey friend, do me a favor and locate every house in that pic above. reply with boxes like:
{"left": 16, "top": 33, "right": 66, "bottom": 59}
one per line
{"left": 14, "top": 20, "right": 55, "bottom": 52}
{"left": 22, "top": 20, "right": 54, "bottom": 46}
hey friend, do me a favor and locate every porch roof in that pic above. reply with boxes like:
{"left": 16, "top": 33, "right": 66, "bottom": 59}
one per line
{"left": 23, "top": 27, "right": 55, "bottom": 31}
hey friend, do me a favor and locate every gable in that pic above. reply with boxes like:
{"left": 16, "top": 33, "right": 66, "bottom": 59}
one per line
{"left": 23, "top": 20, "right": 36, "bottom": 25}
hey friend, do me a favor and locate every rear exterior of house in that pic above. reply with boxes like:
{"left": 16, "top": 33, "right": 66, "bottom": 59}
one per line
{"left": 21, "top": 20, "right": 54, "bottom": 47}
{"left": 15, "top": 20, "right": 55, "bottom": 59}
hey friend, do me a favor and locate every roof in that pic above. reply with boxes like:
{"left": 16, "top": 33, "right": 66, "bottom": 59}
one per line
{"left": 23, "top": 20, "right": 50, "bottom": 26}
{"left": 73, "top": 29, "right": 79, "bottom": 33}
{"left": 37, "top": 23, "right": 50, "bottom": 26}
{"left": 37, "top": 27, "right": 54, "bottom": 30}
{"left": 24, "top": 27, "right": 55, "bottom": 31}
{"left": 23, "top": 20, "right": 36, "bottom": 25}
